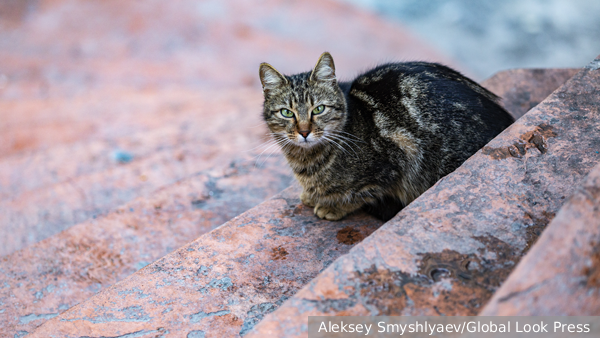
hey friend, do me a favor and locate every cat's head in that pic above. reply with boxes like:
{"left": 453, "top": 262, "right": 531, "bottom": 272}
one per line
{"left": 259, "top": 52, "right": 347, "bottom": 149}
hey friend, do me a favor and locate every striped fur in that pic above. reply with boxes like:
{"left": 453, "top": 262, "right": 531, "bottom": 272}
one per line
{"left": 259, "top": 52, "right": 514, "bottom": 221}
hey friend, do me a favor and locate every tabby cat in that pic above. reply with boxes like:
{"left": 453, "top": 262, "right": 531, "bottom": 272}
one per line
{"left": 259, "top": 52, "right": 513, "bottom": 221}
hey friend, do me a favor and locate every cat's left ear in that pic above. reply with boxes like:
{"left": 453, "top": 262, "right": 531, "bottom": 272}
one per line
{"left": 259, "top": 63, "right": 287, "bottom": 94}
{"left": 310, "top": 52, "right": 336, "bottom": 83}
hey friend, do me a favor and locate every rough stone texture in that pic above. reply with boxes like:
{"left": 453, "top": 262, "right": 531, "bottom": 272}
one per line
{"left": 246, "top": 57, "right": 600, "bottom": 337}
{"left": 25, "top": 186, "right": 383, "bottom": 337}
{"left": 0, "top": 0, "right": 451, "bottom": 255}
{"left": 481, "top": 163, "right": 600, "bottom": 316}
{"left": 0, "top": 88, "right": 260, "bottom": 199}
{"left": 482, "top": 68, "right": 579, "bottom": 119}
{"left": 0, "top": 89, "right": 276, "bottom": 256}
{"left": 0, "top": 152, "right": 292, "bottom": 336}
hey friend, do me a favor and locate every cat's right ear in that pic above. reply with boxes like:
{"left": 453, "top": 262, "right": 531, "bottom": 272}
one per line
{"left": 259, "top": 63, "right": 287, "bottom": 94}
{"left": 310, "top": 52, "right": 336, "bottom": 83}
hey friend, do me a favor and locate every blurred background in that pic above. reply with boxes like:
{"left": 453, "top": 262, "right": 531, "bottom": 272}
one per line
{"left": 342, "top": 0, "right": 600, "bottom": 80}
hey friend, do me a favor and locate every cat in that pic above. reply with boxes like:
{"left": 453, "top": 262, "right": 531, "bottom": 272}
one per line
{"left": 259, "top": 52, "right": 514, "bottom": 221}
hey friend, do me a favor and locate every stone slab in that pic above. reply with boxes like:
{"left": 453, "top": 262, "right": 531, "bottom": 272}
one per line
{"left": 0, "top": 87, "right": 262, "bottom": 201}
{"left": 24, "top": 186, "right": 382, "bottom": 337}
{"left": 0, "top": 88, "right": 274, "bottom": 256}
{"left": 482, "top": 68, "right": 579, "bottom": 119}
{"left": 481, "top": 163, "right": 600, "bottom": 316}
{"left": 246, "top": 57, "right": 600, "bottom": 337}
{"left": 0, "top": 152, "right": 292, "bottom": 336}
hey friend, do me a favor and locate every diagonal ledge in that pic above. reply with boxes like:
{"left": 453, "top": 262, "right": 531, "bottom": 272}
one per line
{"left": 482, "top": 68, "right": 579, "bottom": 120}
{"left": 246, "top": 56, "right": 600, "bottom": 336}
{"left": 0, "top": 153, "right": 293, "bottom": 336}
{"left": 19, "top": 67, "right": 579, "bottom": 337}
{"left": 480, "top": 162, "right": 600, "bottom": 315}
{"left": 27, "top": 185, "right": 383, "bottom": 337}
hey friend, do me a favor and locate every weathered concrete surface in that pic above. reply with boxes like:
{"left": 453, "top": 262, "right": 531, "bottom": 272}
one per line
{"left": 481, "top": 163, "right": 600, "bottom": 316}
{"left": 247, "top": 57, "right": 600, "bottom": 337}
{"left": 0, "top": 88, "right": 276, "bottom": 256}
{"left": 0, "top": 153, "right": 292, "bottom": 336}
{"left": 25, "top": 186, "right": 382, "bottom": 337}
{"left": 0, "top": 88, "right": 261, "bottom": 199}
{"left": 0, "top": 0, "right": 453, "bottom": 157}
{"left": 482, "top": 68, "right": 579, "bottom": 119}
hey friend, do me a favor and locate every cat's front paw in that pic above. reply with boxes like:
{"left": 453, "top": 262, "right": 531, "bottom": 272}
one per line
{"left": 300, "top": 191, "right": 316, "bottom": 207}
{"left": 314, "top": 204, "right": 347, "bottom": 221}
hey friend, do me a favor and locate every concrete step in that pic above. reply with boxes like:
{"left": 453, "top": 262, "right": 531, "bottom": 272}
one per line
{"left": 17, "top": 67, "right": 583, "bottom": 337}
{"left": 0, "top": 151, "right": 292, "bottom": 336}
{"left": 0, "top": 88, "right": 274, "bottom": 256}
{"left": 0, "top": 87, "right": 260, "bottom": 192}
{"left": 21, "top": 185, "right": 382, "bottom": 338}
{"left": 482, "top": 68, "right": 579, "bottom": 120}
{"left": 481, "top": 161, "right": 600, "bottom": 316}
{"left": 246, "top": 56, "right": 600, "bottom": 337}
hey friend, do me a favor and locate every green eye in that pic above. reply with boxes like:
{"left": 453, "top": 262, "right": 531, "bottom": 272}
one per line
{"left": 280, "top": 108, "right": 294, "bottom": 118}
{"left": 312, "top": 105, "right": 325, "bottom": 115}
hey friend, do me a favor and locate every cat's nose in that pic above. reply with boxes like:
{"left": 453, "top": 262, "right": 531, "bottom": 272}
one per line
{"left": 299, "top": 130, "right": 311, "bottom": 139}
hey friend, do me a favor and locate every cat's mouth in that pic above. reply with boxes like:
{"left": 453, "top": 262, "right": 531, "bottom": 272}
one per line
{"left": 294, "top": 135, "right": 318, "bottom": 148}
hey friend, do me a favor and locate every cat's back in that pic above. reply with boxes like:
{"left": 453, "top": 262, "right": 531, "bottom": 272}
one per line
{"left": 347, "top": 61, "right": 513, "bottom": 136}
{"left": 345, "top": 61, "right": 514, "bottom": 176}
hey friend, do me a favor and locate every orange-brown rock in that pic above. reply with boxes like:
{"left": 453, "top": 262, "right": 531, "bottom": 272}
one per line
{"left": 0, "top": 152, "right": 292, "bottom": 336}
{"left": 482, "top": 68, "right": 579, "bottom": 119}
{"left": 481, "top": 162, "right": 600, "bottom": 315}
{"left": 24, "top": 186, "right": 383, "bottom": 337}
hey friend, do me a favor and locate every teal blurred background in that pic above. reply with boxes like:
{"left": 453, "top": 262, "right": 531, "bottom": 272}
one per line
{"left": 341, "top": 0, "right": 600, "bottom": 80}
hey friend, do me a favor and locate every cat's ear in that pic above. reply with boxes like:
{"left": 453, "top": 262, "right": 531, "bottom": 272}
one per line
{"left": 310, "top": 52, "right": 336, "bottom": 83}
{"left": 259, "top": 63, "right": 287, "bottom": 93}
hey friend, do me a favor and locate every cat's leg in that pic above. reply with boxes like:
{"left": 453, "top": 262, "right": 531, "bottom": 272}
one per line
{"left": 300, "top": 190, "right": 316, "bottom": 207}
{"left": 313, "top": 201, "right": 362, "bottom": 221}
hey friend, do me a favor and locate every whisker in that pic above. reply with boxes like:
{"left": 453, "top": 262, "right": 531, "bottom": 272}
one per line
{"left": 254, "top": 134, "right": 293, "bottom": 168}
{"left": 325, "top": 133, "right": 360, "bottom": 158}
{"left": 244, "top": 139, "right": 279, "bottom": 153}
{"left": 253, "top": 136, "right": 287, "bottom": 167}
{"left": 326, "top": 133, "right": 364, "bottom": 154}
{"left": 329, "top": 130, "right": 365, "bottom": 143}
{"left": 329, "top": 134, "right": 360, "bottom": 154}
{"left": 322, "top": 135, "right": 357, "bottom": 159}
{"left": 327, "top": 131, "right": 365, "bottom": 149}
